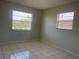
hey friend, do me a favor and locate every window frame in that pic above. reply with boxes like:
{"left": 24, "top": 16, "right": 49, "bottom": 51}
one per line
{"left": 12, "top": 10, "right": 33, "bottom": 31}
{"left": 56, "top": 12, "right": 74, "bottom": 30}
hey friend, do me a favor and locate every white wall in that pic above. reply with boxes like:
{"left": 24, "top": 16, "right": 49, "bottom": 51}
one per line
{"left": 42, "top": 2, "right": 79, "bottom": 57}
{"left": 0, "top": 1, "right": 41, "bottom": 44}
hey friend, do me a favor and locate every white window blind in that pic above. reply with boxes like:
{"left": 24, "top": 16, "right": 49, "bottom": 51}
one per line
{"left": 57, "top": 12, "right": 74, "bottom": 30}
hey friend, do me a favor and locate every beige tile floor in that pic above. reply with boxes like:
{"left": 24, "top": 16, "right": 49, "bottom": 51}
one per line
{"left": 0, "top": 42, "right": 79, "bottom": 59}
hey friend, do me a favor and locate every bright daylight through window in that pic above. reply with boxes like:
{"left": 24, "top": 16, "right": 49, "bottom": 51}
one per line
{"left": 12, "top": 10, "right": 32, "bottom": 30}
{"left": 57, "top": 12, "right": 74, "bottom": 30}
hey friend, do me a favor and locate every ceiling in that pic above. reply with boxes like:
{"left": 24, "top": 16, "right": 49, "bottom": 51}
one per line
{"left": 6, "top": 0, "right": 79, "bottom": 10}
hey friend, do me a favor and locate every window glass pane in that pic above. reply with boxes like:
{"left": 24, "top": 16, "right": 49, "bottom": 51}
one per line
{"left": 12, "top": 10, "right": 32, "bottom": 30}
{"left": 58, "top": 12, "right": 74, "bottom": 20}
{"left": 57, "top": 12, "right": 74, "bottom": 30}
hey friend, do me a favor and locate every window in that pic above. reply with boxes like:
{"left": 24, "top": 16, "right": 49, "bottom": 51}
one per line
{"left": 57, "top": 12, "right": 74, "bottom": 30}
{"left": 12, "top": 10, "right": 32, "bottom": 30}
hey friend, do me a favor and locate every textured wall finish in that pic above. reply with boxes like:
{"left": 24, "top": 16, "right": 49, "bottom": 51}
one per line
{"left": 0, "top": 1, "right": 41, "bottom": 44}
{"left": 42, "top": 2, "right": 79, "bottom": 57}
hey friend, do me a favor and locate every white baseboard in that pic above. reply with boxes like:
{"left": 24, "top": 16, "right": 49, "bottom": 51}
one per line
{"left": 54, "top": 45, "right": 79, "bottom": 58}
{"left": 0, "top": 39, "right": 39, "bottom": 46}
{"left": 41, "top": 39, "right": 79, "bottom": 58}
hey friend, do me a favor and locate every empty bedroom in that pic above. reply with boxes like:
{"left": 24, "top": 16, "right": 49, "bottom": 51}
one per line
{"left": 0, "top": 0, "right": 79, "bottom": 59}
